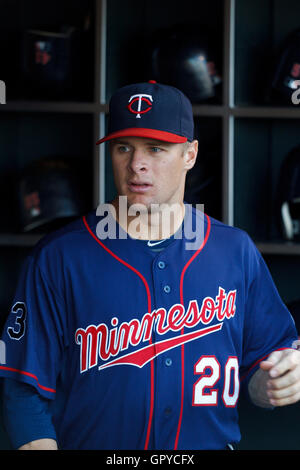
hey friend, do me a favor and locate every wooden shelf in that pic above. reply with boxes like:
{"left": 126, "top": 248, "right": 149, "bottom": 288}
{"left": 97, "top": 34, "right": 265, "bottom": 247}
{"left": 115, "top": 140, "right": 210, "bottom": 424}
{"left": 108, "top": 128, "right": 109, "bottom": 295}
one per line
{"left": 0, "top": 234, "right": 44, "bottom": 247}
{"left": 232, "top": 106, "right": 300, "bottom": 119}
{"left": 0, "top": 101, "right": 108, "bottom": 114}
{"left": 3, "top": 102, "right": 299, "bottom": 120}
{"left": 192, "top": 105, "right": 225, "bottom": 117}
{"left": 181, "top": 105, "right": 300, "bottom": 119}
{"left": 256, "top": 242, "right": 300, "bottom": 256}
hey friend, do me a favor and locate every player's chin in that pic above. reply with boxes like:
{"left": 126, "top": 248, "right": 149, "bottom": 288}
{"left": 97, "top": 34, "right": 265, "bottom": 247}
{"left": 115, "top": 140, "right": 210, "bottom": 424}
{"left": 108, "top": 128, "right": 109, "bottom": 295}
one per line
{"left": 130, "top": 198, "right": 153, "bottom": 212}
{"left": 126, "top": 192, "right": 155, "bottom": 209}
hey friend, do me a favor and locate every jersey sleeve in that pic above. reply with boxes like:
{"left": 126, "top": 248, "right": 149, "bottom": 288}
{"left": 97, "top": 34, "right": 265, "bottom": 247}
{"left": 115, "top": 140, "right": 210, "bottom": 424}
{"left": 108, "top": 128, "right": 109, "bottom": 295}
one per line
{"left": 0, "top": 252, "right": 68, "bottom": 400}
{"left": 239, "top": 235, "right": 298, "bottom": 390}
{"left": 2, "top": 378, "right": 57, "bottom": 449}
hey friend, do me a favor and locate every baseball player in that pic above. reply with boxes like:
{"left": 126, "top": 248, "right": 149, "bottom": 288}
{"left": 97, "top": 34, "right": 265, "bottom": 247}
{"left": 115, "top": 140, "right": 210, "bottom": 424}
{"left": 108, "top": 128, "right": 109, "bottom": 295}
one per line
{"left": 1, "top": 81, "right": 300, "bottom": 451}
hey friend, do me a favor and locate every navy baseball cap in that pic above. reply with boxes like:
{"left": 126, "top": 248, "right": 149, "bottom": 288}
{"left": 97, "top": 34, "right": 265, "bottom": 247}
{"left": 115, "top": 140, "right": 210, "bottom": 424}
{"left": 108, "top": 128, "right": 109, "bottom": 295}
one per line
{"left": 96, "top": 80, "right": 194, "bottom": 145}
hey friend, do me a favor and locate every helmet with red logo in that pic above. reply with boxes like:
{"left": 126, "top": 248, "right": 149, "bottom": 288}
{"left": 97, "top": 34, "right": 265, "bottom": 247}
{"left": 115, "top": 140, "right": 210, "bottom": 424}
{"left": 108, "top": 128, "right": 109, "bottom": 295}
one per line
{"left": 149, "top": 28, "right": 222, "bottom": 103}
{"left": 276, "top": 145, "right": 300, "bottom": 241}
{"left": 271, "top": 30, "right": 300, "bottom": 103}
{"left": 18, "top": 157, "right": 88, "bottom": 232}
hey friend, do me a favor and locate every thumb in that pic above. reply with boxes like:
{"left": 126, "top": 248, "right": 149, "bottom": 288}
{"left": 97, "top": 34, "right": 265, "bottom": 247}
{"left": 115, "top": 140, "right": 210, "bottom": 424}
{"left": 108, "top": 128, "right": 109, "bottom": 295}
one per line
{"left": 259, "top": 350, "right": 283, "bottom": 371}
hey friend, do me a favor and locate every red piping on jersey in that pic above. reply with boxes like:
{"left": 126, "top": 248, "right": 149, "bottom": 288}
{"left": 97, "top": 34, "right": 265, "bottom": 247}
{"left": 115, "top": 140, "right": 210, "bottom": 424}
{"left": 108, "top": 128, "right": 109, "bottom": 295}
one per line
{"left": 0, "top": 366, "right": 56, "bottom": 394}
{"left": 174, "top": 213, "right": 211, "bottom": 450}
{"left": 82, "top": 215, "right": 154, "bottom": 450}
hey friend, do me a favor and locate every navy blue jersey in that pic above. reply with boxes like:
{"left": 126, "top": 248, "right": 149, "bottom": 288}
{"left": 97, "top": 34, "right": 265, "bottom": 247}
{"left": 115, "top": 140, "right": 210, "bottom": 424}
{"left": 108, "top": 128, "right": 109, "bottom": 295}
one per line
{"left": 0, "top": 204, "right": 297, "bottom": 449}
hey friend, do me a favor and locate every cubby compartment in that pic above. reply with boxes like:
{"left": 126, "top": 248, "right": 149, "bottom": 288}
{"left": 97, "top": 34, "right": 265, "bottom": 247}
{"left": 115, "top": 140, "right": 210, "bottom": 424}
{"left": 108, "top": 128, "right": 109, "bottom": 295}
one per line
{"left": 0, "top": 112, "right": 94, "bottom": 233}
{"left": 235, "top": 0, "right": 300, "bottom": 106}
{"left": 234, "top": 117, "right": 300, "bottom": 243}
{"left": 106, "top": 0, "right": 224, "bottom": 104}
{"left": 0, "top": 0, "right": 95, "bottom": 102}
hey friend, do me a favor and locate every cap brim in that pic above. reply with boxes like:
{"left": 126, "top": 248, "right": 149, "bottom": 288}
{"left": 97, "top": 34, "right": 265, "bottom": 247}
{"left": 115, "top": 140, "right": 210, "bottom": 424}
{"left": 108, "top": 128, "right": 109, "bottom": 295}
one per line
{"left": 96, "top": 128, "right": 187, "bottom": 145}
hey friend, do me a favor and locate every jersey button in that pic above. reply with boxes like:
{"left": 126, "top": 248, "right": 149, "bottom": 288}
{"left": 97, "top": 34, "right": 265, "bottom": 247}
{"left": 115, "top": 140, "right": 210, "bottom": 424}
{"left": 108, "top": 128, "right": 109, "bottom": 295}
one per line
{"left": 165, "top": 357, "right": 172, "bottom": 366}
{"left": 163, "top": 285, "right": 171, "bottom": 293}
{"left": 164, "top": 407, "right": 172, "bottom": 417}
{"left": 158, "top": 261, "right": 166, "bottom": 269}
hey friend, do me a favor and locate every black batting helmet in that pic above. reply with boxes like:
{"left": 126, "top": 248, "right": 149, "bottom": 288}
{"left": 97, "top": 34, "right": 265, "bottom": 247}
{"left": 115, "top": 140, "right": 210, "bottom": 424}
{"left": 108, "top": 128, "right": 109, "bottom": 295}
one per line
{"left": 150, "top": 28, "right": 222, "bottom": 103}
{"left": 277, "top": 145, "right": 300, "bottom": 241}
{"left": 18, "top": 157, "right": 86, "bottom": 232}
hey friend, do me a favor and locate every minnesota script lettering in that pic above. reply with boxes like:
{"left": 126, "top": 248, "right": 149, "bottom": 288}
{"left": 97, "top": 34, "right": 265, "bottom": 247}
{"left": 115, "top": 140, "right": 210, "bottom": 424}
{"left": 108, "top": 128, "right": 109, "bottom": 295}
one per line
{"left": 75, "top": 287, "right": 236, "bottom": 373}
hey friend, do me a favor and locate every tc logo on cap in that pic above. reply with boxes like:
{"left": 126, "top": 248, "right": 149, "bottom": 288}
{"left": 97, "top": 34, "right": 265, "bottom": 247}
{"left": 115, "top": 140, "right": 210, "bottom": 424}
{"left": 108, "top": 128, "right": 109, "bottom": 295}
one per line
{"left": 127, "top": 94, "right": 153, "bottom": 119}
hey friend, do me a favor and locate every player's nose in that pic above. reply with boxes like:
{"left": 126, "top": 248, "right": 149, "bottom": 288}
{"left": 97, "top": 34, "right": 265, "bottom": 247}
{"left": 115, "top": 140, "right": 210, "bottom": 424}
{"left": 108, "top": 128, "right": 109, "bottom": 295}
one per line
{"left": 128, "top": 149, "right": 149, "bottom": 173}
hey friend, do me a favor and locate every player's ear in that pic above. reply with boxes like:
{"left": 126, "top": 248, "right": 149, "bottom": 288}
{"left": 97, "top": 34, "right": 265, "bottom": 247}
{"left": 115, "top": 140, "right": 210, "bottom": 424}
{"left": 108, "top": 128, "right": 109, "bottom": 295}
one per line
{"left": 183, "top": 140, "right": 198, "bottom": 170}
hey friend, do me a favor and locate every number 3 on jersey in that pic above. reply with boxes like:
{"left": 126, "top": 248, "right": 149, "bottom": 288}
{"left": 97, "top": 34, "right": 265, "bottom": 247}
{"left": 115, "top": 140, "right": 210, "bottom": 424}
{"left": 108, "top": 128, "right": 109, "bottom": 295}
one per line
{"left": 7, "top": 302, "right": 27, "bottom": 340}
{"left": 192, "top": 356, "right": 239, "bottom": 407}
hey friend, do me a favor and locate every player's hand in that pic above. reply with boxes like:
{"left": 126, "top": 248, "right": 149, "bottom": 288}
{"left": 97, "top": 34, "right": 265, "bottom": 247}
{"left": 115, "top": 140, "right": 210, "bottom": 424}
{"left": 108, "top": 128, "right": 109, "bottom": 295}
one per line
{"left": 259, "top": 348, "right": 300, "bottom": 407}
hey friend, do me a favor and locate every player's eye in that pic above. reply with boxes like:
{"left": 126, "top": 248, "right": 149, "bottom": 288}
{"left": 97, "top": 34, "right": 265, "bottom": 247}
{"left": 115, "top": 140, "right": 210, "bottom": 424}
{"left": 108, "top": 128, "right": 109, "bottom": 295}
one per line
{"left": 117, "top": 145, "right": 131, "bottom": 153}
{"left": 150, "top": 147, "right": 163, "bottom": 153}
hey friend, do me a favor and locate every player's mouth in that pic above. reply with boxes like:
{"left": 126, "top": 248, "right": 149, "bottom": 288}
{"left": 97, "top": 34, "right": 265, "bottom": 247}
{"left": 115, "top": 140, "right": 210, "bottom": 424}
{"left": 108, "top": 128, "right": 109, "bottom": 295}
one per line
{"left": 128, "top": 181, "right": 153, "bottom": 193}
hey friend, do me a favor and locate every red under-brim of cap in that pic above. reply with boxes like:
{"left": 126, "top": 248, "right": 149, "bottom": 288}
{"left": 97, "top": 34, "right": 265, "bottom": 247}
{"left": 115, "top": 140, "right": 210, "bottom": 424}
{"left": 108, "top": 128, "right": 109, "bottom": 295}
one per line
{"left": 96, "top": 128, "right": 187, "bottom": 145}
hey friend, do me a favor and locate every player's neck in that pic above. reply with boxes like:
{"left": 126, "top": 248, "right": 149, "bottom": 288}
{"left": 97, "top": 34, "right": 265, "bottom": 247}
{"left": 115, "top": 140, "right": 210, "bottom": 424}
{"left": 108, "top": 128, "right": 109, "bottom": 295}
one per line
{"left": 110, "top": 197, "right": 185, "bottom": 241}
